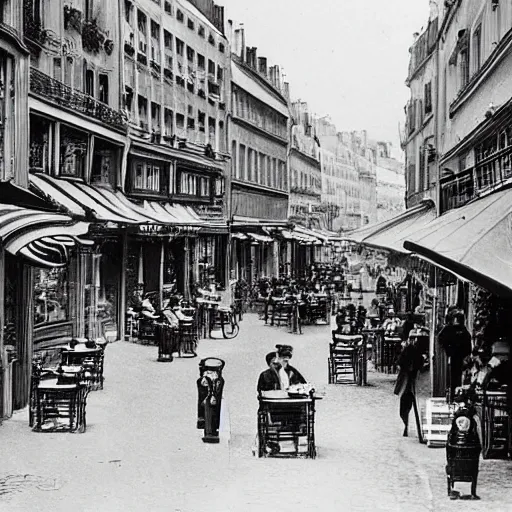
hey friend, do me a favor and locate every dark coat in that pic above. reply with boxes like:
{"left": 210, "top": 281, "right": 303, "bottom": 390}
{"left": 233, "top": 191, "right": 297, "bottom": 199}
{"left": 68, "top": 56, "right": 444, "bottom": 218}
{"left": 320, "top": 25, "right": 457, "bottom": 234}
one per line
{"left": 257, "top": 364, "right": 307, "bottom": 392}
{"left": 394, "top": 342, "right": 424, "bottom": 396}
{"left": 438, "top": 324, "right": 472, "bottom": 393}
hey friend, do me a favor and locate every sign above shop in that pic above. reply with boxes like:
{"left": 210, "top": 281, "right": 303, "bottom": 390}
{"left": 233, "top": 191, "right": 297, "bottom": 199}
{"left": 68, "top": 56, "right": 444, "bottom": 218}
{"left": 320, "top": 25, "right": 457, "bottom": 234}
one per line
{"left": 139, "top": 224, "right": 200, "bottom": 236}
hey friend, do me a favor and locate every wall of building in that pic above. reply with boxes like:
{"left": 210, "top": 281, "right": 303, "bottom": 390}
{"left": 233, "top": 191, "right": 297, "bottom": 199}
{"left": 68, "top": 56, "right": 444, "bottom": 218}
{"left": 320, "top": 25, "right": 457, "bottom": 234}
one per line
{"left": 438, "top": 1, "right": 512, "bottom": 163}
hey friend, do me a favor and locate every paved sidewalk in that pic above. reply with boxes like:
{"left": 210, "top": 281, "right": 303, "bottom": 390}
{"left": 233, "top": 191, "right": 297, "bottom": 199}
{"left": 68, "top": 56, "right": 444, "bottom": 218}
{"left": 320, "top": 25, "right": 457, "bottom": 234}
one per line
{"left": 0, "top": 314, "right": 511, "bottom": 511}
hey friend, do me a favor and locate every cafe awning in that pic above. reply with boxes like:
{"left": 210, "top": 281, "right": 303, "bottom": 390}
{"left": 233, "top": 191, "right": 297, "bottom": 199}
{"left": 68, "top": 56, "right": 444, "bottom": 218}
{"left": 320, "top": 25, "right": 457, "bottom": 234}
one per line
{"left": 0, "top": 205, "right": 91, "bottom": 267}
{"left": 403, "top": 188, "right": 512, "bottom": 297}
{"left": 344, "top": 200, "right": 436, "bottom": 254}
{"left": 30, "top": 173, "right": 204, "bottom": 229}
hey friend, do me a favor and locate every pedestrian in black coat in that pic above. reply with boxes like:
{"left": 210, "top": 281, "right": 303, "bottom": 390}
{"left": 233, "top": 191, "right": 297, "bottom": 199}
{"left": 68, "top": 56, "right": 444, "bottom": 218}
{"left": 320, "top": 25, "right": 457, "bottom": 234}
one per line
{"left": 394, "top": 337, "right": 424, "bottom": 437}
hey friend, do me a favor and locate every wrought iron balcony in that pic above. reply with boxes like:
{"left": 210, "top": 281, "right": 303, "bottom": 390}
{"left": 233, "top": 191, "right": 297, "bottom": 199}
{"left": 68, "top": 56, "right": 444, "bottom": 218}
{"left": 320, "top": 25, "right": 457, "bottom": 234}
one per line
{"left": 30, "top": 68, "right": 126, "bottom": 132}
{"left": 440, "top": 146, "right": 512, "bottom": 213}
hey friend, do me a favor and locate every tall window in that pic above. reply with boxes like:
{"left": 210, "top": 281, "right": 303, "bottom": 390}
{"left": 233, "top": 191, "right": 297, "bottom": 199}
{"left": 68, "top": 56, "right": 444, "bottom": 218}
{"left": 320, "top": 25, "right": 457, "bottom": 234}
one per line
{"left": 424, "top": 82, "right": 432, "bottom": 115}
{"left": 199, "top": 177, "right": 210, "bottom": 197}
{"left": 231, "top": 141, "right": 237, "bottom": 177}
{"left": 151, "top": 102, "right": 161, "bottom": 132}
{"left": 138, "top": 95, "right": 148, "bottom": 130}
{"left": 247, "top": 148, "right": 253, "bottom": 181}
{"left": 180, "top": 172, "right": 197, "bottom": 195}
{"left": 138, "top": 10, "right": 147, "bottom": 53}
{"left": 85, "top": 68, "right": 94, "bottom": 96}
{"left": 239, "top": 144, "right": 246, "bottom": 180}
{"left": 134, "top": 161, "right": 161, "bottom": 192}
{"left": 60, "top": 125, "right": 88, "bottom": 178}
{"left": 473, "top": 25, "right": 482, "bottom": 73}
{"left": 460, "top": 49, "right": 470, "bottom": 89}
{"left": 99, "top": 74, "right": 109, "bottom": 104}
{"left": 84, "top": 0, "right": 94, "bottom": 21}
{"left": 164, "top": 108, "right": 173, "bottom": 137}
{"left": 151, "top": 20, "right": 161, "bottom": 63}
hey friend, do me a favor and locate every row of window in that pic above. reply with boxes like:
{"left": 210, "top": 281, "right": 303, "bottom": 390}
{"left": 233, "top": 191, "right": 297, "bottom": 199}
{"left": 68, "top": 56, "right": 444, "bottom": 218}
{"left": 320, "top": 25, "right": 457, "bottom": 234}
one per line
{"left": 29, "top": 115, "right": 120, "bottom": 185}
{"left": 232, "top": 87, "right": 288, "bottom": 140}
{"left": 52, "top": 57, "right": 110, "bottom": 105}
{"left": 130, "top": 157, "right": 223, "bottom": 199}
{"left": 127, "top": 92, "right": 225, "bottom": 150}
{"left": 128, "top": 5, "right": 225, "bottom": 72}
{"left": 231, "top": 141, "right": 287, "bottom": 191}
{"left": 290, "top": 169, "right": 321, "bottom": 191}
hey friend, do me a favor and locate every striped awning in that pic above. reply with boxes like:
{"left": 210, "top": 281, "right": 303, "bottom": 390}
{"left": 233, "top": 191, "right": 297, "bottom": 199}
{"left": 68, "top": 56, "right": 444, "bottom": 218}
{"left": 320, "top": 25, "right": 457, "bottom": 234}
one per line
{"left": 0, "top": 205, "right": 90, "bottom": 267}
{"left": 30, "top": 173, "right": 204, "bottom": 228}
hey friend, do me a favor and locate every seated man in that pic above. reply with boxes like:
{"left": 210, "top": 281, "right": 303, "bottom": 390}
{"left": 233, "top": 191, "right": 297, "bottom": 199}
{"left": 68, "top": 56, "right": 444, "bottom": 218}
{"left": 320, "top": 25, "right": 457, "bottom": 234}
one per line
{"left": 257, "top": 352, "right": 281, "bottom": 392}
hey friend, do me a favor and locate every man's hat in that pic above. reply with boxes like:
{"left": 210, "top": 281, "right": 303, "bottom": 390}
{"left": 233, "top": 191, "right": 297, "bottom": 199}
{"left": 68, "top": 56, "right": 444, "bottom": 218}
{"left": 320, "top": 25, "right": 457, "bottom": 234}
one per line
{"left": 276, "top": 344, "right": 293, "bottom": 357}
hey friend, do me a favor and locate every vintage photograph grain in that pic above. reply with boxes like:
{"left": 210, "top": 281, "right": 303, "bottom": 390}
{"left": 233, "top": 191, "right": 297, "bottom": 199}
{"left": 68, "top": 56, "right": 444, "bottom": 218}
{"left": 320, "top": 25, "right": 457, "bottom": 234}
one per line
{"left": 0, "top": 0, "right": 511, "bottom": 511}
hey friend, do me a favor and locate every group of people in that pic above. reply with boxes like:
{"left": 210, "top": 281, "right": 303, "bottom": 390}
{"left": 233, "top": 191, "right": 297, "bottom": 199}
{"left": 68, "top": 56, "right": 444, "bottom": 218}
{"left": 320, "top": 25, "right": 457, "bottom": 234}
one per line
{"left": 257, "top": 344, "right": 307, "bottom": 392}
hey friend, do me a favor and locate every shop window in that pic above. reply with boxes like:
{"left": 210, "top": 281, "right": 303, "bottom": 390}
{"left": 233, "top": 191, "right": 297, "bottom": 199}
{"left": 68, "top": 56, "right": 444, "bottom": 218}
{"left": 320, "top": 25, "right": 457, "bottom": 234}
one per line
{"left": 133, "top": 161, "right": 161, "bottom": 192}
{"left": 34, "top": 267, "right": 70, "bottom": 326}
{"left": 99, "top": 73, "right": 109, "bottom": 104}
{"left": 92, "top": 137, "right": 118, "bottom": 186}
{"left": 29, "top": 115, "right": 53, "bottom": 174}
{"left": 60, "top": 125, "right": 88, "bottom": 178}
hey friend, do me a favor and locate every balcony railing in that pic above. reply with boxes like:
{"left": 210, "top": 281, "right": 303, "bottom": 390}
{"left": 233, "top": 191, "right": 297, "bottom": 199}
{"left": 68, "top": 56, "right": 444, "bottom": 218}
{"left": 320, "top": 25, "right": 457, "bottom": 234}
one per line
{"left": 440, "top": 146, "right": 512, "bottom": 213}
{"left": 30, "top": 68, "right": 126, "bottom": 131}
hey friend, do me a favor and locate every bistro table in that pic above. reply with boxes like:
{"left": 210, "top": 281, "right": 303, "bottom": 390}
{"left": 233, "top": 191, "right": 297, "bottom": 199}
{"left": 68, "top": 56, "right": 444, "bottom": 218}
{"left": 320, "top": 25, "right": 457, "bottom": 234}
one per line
{"left": 257, "top": 390, "right": 321, "bottom": 458}
{"left": 61, "top": 345, "right": 104, "bottom": 390}
{"left": 33, "top": 378, "right": 88, "bottom": 433}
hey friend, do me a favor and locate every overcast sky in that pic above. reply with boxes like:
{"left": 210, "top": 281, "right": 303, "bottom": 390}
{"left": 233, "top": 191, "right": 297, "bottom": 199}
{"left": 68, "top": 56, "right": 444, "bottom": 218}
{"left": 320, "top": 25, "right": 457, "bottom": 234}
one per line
{"left": 220, "top": 0, "right": 431, "bottom": 152}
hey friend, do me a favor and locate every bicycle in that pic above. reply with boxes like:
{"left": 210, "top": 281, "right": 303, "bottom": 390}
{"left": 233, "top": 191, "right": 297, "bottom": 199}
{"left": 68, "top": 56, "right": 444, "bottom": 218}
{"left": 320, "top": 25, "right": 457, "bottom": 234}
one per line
{"left": 209, "top": 305, "right": 240, "bottom": 339}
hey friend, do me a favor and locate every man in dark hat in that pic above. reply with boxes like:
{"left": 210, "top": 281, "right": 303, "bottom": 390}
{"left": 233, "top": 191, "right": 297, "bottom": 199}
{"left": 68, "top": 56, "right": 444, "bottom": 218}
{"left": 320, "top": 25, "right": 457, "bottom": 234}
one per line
{"left": 275, "top": 344, "right": 307, "bottom": 389}
{"left": 257, "top": 352, "right": 281, "bottom": 392}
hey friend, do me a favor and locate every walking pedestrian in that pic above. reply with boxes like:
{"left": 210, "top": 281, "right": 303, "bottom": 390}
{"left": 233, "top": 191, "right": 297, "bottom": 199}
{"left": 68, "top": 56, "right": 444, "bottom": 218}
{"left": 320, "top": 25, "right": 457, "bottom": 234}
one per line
{"left": 394, "top": 336, "right": 424, "bottom": 437}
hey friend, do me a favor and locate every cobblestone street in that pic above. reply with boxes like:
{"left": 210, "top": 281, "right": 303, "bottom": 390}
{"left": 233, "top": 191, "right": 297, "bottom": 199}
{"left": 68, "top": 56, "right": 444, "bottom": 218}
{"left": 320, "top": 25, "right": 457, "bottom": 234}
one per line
{"left": 1, "top": 315, "right": 511, "bottom": 512}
